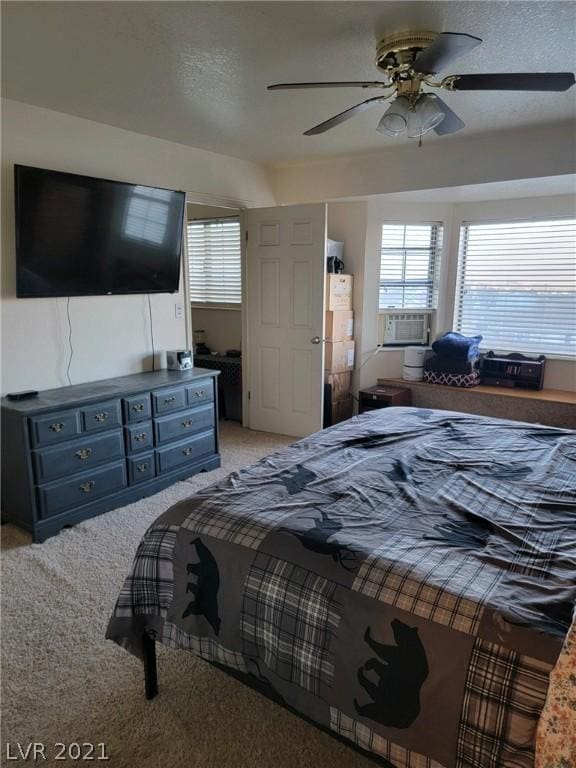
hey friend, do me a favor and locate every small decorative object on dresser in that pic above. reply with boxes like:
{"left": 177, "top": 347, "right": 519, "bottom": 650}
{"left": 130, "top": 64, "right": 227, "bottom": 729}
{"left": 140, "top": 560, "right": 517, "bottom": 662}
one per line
{"left": 1, "top": 369, "right": 220, "bottom": 542}
{"left": 166, "top": 349, "right": 193, "bottom": 371}
{"left": 358, "top": 385, "right": 412, "bottom": 413}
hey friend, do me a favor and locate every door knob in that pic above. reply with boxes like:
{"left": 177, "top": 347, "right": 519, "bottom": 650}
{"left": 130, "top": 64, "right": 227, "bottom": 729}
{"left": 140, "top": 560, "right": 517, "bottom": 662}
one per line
{"left": 310, "top": 336, "right": 321, "bottom": 345}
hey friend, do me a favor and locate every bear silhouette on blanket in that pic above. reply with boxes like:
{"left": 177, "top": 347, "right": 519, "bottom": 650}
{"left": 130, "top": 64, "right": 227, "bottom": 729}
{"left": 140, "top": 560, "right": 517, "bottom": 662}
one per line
{"left": 182, "top": 538, "right": 221, "bottom": 635}
{"left": 277, "top": 509, "right": 359, "bottom": 573}
{"left": 354, "top": 620, "right": 429, "bottom": 728}
{"left": 275, "top": 464, "right": 317, "bottom": 495}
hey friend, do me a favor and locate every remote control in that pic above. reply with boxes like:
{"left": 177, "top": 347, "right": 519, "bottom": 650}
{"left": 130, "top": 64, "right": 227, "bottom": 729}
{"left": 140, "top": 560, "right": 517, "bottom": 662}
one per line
{"left": 6, "top": 390, "right": 39, "bottom": 401}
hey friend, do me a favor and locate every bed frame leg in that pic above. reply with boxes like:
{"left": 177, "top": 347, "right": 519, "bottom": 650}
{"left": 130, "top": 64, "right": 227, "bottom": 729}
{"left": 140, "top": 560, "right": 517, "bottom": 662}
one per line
{"left": 143, "top": 633, "right": 158, "bottom": 700}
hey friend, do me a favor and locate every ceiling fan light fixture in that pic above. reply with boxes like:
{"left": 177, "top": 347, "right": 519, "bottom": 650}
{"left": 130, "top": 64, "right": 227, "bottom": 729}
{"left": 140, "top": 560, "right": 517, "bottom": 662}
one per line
{"left": 376, "top": 95, "right": 412, "bottom": 136}
{"left": 407, "top": 94, "right": 446, "bottom": 138}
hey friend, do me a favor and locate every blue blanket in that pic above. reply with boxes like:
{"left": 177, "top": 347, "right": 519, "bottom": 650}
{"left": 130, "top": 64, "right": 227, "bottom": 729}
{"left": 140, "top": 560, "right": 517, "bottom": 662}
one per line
{"left": 431, "top": 332, "right": 482, "bottom": 361}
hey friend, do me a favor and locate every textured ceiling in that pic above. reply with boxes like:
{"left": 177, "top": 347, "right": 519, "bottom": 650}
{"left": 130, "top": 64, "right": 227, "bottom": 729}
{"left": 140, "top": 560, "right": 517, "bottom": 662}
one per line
{"left": 2, "top": 1, "right": 576, "bottom": 164}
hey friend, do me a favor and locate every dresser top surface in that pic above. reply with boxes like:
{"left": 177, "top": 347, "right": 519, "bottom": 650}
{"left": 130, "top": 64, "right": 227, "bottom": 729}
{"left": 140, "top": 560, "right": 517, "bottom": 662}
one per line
{"left": 1, "top": 368, "right": 219, "bottom": 415}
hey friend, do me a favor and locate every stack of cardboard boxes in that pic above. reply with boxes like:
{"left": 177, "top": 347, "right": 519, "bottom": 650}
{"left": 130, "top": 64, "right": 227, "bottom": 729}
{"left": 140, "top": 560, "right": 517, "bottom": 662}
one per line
{"left": 324, "top": 273, "right": 355, "bottom": 426}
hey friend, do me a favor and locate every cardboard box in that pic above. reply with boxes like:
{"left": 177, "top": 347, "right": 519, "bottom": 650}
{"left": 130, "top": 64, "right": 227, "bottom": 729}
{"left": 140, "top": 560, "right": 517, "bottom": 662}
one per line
{"left": 324, "top": 372, "right": 352, "bottom": 401}
{"left": 324, "top": 340, "right": 355, "bottom": 373}
{"left": 326, "top": 274, "right": 353, "bottom": 311}
{"left": 325, "top": 310, "right": 354, "bottom": 342}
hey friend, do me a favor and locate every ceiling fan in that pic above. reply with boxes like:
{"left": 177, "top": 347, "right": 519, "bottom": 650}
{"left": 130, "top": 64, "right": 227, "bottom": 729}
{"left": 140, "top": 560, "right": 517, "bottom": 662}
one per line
{"left": 267, "top": 31, "right": 575, "bottom": 140}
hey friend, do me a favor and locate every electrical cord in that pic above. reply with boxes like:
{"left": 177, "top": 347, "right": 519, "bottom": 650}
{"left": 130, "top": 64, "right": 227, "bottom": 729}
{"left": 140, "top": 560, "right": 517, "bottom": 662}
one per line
{"left": 147, "top": 294, "right": 155, "bottom": 371}
{"left": 66, "top": 297, "right": 73, "bottom": 386}
{"left": 355, "top": 344, "right": 383, "bottom": 373}
{"left": 340, "top": 347, "right": 383, "bottom": 415}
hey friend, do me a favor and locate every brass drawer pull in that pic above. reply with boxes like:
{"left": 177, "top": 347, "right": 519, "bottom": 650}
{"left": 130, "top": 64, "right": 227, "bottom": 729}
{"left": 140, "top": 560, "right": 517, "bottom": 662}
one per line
{"left": 79, "top": 481, "right": 95, "bottom": 493}
{"left": 164, "top": 396, "right": 177, "bottom": 404}
{"left": 182, "top": 447, "right": 194, "bottom": 456}
{"left": 194, "top": 390, "right": 206, "bottom": 398}
{"left": 132, "top": 403, "right": 145, "bottom": 412}
{"left": 75, "top": 448, "right": 92, "bottom": 460}
{"left": 134, "top": 432, "right": 148, "bottom": 442}
{"left": 50, "top": 422, "right": 65, "bottom": 433}
{"left": 181, "top": 420, "right": 194, "bottom": 428}
{"left": 94, "top": 412, "right": 109, "bottom": 422}
{"left": 136, "top": 463, "right": 149, "bottom": 473}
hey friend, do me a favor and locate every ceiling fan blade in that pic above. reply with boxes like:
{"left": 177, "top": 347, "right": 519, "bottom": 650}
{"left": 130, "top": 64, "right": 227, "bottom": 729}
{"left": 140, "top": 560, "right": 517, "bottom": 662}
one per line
{"left": 450, "top": 73, "right": 576, "bottom": 91}
{"left": 413, "top": 32, "right": 482, "bottom": 74}
{"left": 303, "top": 96, "right": 385, "bottom": 135}
{"left": 268, "top": 81, "right": 388, "bottom": 90}
{"left": 431, "top": 95, "right": 465, "bottom": 135}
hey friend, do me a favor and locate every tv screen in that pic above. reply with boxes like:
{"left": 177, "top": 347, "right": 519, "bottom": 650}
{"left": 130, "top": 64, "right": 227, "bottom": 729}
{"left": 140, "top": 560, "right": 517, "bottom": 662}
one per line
{"left": 15, "top": 165, "right": 186, "bottom": 298}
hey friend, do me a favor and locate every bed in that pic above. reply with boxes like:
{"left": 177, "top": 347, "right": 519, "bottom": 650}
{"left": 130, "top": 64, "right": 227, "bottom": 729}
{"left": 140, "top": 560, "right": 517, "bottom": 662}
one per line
{"left": 107, "top": 407, "right": 576, "bottom": 768}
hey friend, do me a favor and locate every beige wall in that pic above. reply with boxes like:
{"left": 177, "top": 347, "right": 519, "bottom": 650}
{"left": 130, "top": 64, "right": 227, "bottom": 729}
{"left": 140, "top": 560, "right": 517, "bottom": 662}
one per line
{"left": 273, "top": 121, "right": 576, "bottom": 204}
{"left": 328, "top": 193, "right": 576, "bottom": 393}
{"left": 192, "top": 308, "right": 242, "bottom": 355}
{"left": 1, "top": 99, "right": 274, "bottom": 393}
{"left": 187, "top": 204, "right": 236, "bottom": 220}
{"left": 4, "top": 99, "right": 574, "bottom": 398}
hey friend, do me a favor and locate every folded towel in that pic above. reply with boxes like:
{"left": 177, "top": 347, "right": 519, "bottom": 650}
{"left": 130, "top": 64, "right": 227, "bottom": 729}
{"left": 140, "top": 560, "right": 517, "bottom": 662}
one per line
{"left": 432, "top": 332, "right": 483, "bottom": 362}
{"left": 424, "top": 355, "right": 478, "bottom": 375}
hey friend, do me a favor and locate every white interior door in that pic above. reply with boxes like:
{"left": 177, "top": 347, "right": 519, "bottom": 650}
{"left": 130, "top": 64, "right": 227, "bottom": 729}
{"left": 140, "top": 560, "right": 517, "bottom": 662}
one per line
{"left": 246, "top": 204, "right": 327, "bottom": 437}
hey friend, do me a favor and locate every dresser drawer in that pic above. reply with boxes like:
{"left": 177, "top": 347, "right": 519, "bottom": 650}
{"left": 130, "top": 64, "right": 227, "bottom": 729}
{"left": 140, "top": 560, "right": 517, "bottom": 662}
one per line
{"left": 125, "top": 421, "right": 154, "bottom": 454}
{"left": 156, "top": 430, "right": 215, "bottom": 474}
{"left": 81, "top": 400, "right": 122, "bottom": 432}
{"left": 154, "top": 404, "right": 214, "bottom": 445}
{"left": 29, "top": 410, "right": 82, "bottom": 447}
{"left": 37, "top": 461, "right": 127, "bottom": 519}
{"left": 32, "top": 430, "right": 125, "bottom": 483}
{"left": 123, "top": 393, "right": 151, "bottom": 424}
{"left": 127, "top": 452, "right": 156, "bottom": 485}
{"left": 186, "top": 379, "right": 214, "bottom": 406}
{"left": 152, "top": 386, "right": 187, "bottom": 415}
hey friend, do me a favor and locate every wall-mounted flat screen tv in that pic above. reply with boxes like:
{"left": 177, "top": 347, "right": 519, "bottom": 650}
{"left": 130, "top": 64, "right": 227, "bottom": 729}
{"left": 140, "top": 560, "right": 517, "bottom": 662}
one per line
{"left": 15, "top": 165, "right": 186, "bottom": 298}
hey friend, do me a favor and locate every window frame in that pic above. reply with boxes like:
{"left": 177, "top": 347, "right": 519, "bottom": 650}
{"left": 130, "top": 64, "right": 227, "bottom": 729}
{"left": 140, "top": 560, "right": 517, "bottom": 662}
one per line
{"left": 453, "top": 215, "right": 576, "bottom": 360}
{"left": 378, "top": 221, "right": 443, "bottom": 312}
{"left": 187, "top": 216, "right": 242, "bottom": 310}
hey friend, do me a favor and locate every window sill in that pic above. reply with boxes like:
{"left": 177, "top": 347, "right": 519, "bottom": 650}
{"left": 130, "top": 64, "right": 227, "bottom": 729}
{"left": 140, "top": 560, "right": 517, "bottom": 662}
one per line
{"left": 378, "top": 308, "right": 436, "bottom": 314}
{"left": 191, "top": 303, "right": 241, "bottom": 312}
{"left": 378, "top": 378, "right": 576, "bottom": 404}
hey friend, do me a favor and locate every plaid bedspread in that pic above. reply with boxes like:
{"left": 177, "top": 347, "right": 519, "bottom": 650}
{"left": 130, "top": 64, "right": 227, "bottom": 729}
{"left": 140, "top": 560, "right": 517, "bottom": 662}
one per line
{"left": 107, "top": 407, "right": 576, "bottom": 768}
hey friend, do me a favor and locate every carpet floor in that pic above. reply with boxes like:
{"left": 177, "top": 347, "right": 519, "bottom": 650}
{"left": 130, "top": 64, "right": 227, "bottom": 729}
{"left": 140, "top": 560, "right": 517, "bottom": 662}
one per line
{"left": 1, "top": 422, "right": 374, "bottom": 768}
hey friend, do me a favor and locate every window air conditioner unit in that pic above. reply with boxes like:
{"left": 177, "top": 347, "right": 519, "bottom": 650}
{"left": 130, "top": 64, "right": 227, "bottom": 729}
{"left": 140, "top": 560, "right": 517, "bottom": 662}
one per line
{"left": 378, "top": 310, "right": 432, "bottom": 346}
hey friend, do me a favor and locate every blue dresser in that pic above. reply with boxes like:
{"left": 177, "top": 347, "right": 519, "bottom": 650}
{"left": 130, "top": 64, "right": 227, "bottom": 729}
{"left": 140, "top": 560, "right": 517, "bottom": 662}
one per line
{"left": 1, "top": 369, "right": 220, "bottom": 542}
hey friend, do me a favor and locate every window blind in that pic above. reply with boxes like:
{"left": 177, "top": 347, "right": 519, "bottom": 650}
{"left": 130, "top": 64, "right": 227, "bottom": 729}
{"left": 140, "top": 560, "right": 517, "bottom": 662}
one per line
{"left": 379, "top": 223, "right": 442, "bottom": 310}
{"left": 125, "top": 186, "right": 172, "bottom": 246}
{"left": 454, "top": 218, "right": 576, "bottom": 357}
{"left": 187, "top": 218, "right": 242, "bottom": 305}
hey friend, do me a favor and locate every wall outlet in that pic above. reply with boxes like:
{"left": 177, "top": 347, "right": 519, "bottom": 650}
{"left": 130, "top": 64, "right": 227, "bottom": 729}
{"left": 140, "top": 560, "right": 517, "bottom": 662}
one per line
{"left": 174, "top": 303, "right": 184, "bottom": 320}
